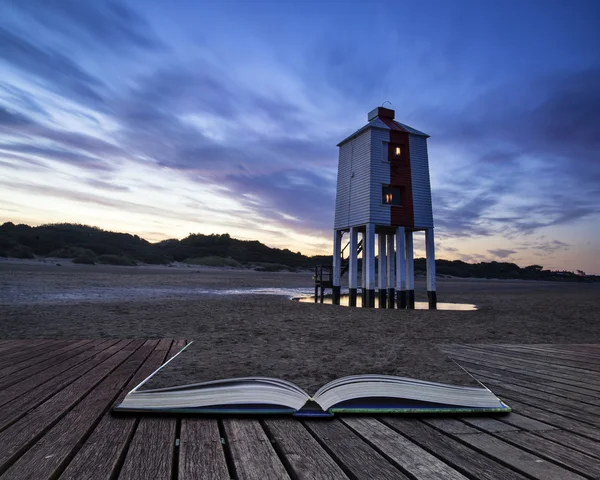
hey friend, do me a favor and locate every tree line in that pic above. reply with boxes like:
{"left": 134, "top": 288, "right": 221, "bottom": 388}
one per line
{"left": 0, "top": 222, "right": 596, "bottom": 281}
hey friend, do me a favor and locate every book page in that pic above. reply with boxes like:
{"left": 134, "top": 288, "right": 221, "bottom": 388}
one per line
{"left": 137, "top": 340, "right": 481, "bottom": 394}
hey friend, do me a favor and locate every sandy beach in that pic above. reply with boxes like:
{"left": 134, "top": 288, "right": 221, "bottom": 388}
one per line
{"left": 1, "top": 259, "right": 599, "bottom": 391}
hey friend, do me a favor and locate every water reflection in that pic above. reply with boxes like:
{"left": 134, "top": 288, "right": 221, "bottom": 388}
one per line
{"left": 295, "top": 294, "right": 477, "bottom": 310}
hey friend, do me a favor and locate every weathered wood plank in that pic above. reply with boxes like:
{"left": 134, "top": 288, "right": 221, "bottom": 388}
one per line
{"left": 343, "top": 416, "right": 468, "bottom": 479}
{"left": 475, "top": 376, "right": 600, "bottom": 418}
{"left": 0, "top": 339, "right": 137, "bottom": 473}
{"left": 497, "top": 413, "right": 557, "bottom": 432}
{"left": 178, "top": 419, "right": 230, "bottom": 480}
{"left": 446, "top": 348, "right": 600, "bottom": 390}
{"left": 421, "top": 418, "right": 480, "bottom": 435}
{"left": 486, "top": 384, "right": 600, "bottom": 427}
{"left": 457, "top": 416, "right": 520, "bottom": 433}
{"left": 1, "top": 340, "right": 155, "bottom": 480}
{"left": 446, "top": 344, "right": 599, "bottom": 375}
{"left": 118, "top": 418, "right": 176, "bottom": 480}
{"left": 0, "top": 339, "right": 119, "bottom": 431}
{"left": 484, "top": 344, "right": 600, "bottom": 363}
{"left": 382, "top": 418, "right": 530, "bottom": 480}
{"left": 0, "top": 339, "right": 114, "bottom": 408}
{"left": 0, "top": 340, "right": 61, "bottom": 369}
{"left": 304, "top": 419, "right": 409, "bottom": 479}
{"left": 496, "top": 431, "right": 600, "bottom": 479}
{"left": 263, "top": 418, "right": 349, "bottom": 480}
{"left": 0, "top": 341, "right": 26, "bottom": 354}
{"left": 60, "top": 340, "right": 177, "bottom": 480}
{"left": 465, "top": 345, "right": 600, "bottom": 372}
{"left": 118, "top": 340, "right": 183, "bottom": 480}
{"left": 223, "top": 419, "right": 290, "bottom": 480}
{"left": 538, "top": 430, "right": 600, "bottom": 460}
{"left": 453, "top": 431, "right": 587, "bottom": 480}
{"left": 503, "top": 398, "right": 600, "bottom": 442}
{"left": 461, "top": 364, "right": 600, "bottom": 405}
{"left": 0, "top": 339, "right": 93, "bottom": 383}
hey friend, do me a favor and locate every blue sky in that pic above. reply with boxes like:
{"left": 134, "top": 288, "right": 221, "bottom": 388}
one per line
{"left": 0, "top": 0, "right": 599, "bottom": 272}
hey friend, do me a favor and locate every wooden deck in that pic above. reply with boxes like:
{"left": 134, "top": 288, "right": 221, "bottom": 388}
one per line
{"left": 0, "top": 340, "right": 599, "bottom": 479}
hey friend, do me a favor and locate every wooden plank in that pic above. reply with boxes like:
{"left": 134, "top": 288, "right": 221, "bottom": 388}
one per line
{"left": 223, "top": 419, "right": 290, "bottom": 480}
{"left": 486, "top": 344, "right": 600, "bottom": 362}
{"left": 421, "top": 418, "right": 480, "bottom": 435}
{"left": 178, "top": 419, "right": 230, "bottom": 480}
{"left": 0, "top": 341, "right": 25, "bottom": 354}
{"left": 537, "top": 344, "right": 600, "bottom": 358}
{"left": 447, "top": 351, "right": 600, "bottom": 394}
{"left": 263, "top": 418, "right": 349, "bottom": 480}
{"left": 457, "top": 416, "right": 520, "bottom": 433}
{"left": 0, "top": 340, "right": 112, "bottom": 406}
{"left": 466, "top": 345, "right": 600, "bottom": 372}
{"left": 0, "top": 340, "right": 120, "bottom": 431}
{"left": 304, "top": 419, "right": 409, "bottom": 479}
{"left": 487, "top": 384, "right": 600, "bottom": 427}
{"left": 117, "top": 418, "right": 176, "bottom": 480}
{"left": 0, "top": 340, "right": 60, "bottom": 369}
{"left": 445, "top": 348, "right": 600, "bottom": 389}
{"left": 0, "top": 339, "right": 93, "bottom": 382}
{"left": 445, "top": 345, "right": 600, "bottom": 380}
{"left": 474, "top": 376, "right": 600, "bottom": 418}
{"left": 1, "top": 339, "right": 156, "bottom": 480}
{"left": 496, "top": 431, "right": 600, "bottom": 479}
{"left": 118, "top": 340, "right": 183, "bottom": 480}
{"left": 60, "top": 341, "right": 175, "bottom": 480}
{"left": 342, "top": 416, "right": 468, "bottom": 479}
{"left": 0, "top": 339, "right": 52, "bottom": 357}
{"left": 456, "top": 412, "right": 595, "bottom": 468}
{"left": 382, "top": 417, "right": 530, "bottom": 480}
{"left": 452, "top": 431, "right": 587, "bottom": 480}
{"left": 461, "top": 363, "right": 600, "bottom": 404}
{"left": 503, "top": 399, "right": 600, "bottom": 442}
{"left": 0, "top": 339, "right": 137, "bottom": 473}
{"left": 538, "top": 430, "right": 600, "bottom": 460}
{"left": 497, "top": 413, "right": 557, "bottom": 432}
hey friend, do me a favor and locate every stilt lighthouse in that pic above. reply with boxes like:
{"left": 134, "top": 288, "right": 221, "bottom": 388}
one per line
{"left": 332, "top": 106, "right": 436, "bottom": 309}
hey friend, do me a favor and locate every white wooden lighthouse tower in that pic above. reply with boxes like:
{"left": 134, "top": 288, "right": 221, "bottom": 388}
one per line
{"left": 332, "top": 106, "right": 436, "bottom": 309}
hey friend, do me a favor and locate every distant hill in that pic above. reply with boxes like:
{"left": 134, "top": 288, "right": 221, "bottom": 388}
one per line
{"left": 0, "top": 222, "right": 329, "bottom": 271}
{"left": 0, "top": 222, "right": 596, "bottom": 281}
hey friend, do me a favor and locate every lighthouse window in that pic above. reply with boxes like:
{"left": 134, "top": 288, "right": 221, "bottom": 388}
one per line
{"left": 382, "top": 185, "right": 402, "bottom": 205}
{"left": 392, "top": 144, "right": 404, "bottom": 159}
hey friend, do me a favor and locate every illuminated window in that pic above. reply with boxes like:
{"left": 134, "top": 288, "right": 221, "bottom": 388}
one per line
{"left": 392, "top": 144, "right": 404, "bottom": 159}
{"left": 382, "top": 185, "right": 402, "bottom": 205}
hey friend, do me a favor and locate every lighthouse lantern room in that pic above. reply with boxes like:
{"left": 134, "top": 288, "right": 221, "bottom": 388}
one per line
{"left": 331, "top": 106, "right": 436, "bottom": 309}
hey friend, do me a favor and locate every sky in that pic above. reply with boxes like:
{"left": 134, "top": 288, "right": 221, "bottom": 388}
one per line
{"left": 0, "top": 0, "right": 599, "bottom": 273}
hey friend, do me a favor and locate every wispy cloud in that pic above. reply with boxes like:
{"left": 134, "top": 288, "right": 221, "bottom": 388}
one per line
{"left": 0, "top": 0, "right": 598, "bottom": 268}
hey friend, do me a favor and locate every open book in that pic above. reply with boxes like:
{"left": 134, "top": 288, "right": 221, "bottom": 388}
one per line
{"left": 114, "top": 342, "right": 511, "bottom": 416}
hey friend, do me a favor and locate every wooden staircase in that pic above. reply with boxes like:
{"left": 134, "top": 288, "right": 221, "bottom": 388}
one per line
{"left": 313, "top": 239, "right": 363, "bottom": 303}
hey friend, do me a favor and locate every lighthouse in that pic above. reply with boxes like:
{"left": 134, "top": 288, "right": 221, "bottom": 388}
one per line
{"left": 332, "top": 106, "right": 436, "bottom": 309}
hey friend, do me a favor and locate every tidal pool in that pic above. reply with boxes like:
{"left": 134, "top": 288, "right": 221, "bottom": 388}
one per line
{"left": 295, "top": 294, "right": 477, "bottom": 310}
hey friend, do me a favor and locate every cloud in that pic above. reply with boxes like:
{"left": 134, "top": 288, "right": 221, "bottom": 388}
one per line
{"left": 222, "top": 169, "right": 336, "bottom": 235}
{"left": 0, "top": 83, "right": 51, "bottom": 119}
{"left": 487, "top": 249, "right": 517, "bottom": 259}
{"left": 0, "top": 27, "right": 106, "bottom": 109}
{"left": 6, "top": 0, "right": 164, "bottom": 52}
{"left": 85, "top": 179, "right": 130, "bottom": 192}
{"left": 0, "top": 143, "right": 111, "bottom": 171}
{"left": 516, "top": 239, "right": 571, "bottom": 257}
{"left": 0, "top": 105, "right": 33, "bottom": 126}
{"left": 0, "top": 101, "right": 125, "bottom": 169}
{"left": 428, "top": 69, "right": 600, "bottom": 241}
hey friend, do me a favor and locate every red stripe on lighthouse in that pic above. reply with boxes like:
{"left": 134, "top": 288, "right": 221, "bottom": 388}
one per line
{"left": 388, "top": 130, "right": 414, "bottom": 228}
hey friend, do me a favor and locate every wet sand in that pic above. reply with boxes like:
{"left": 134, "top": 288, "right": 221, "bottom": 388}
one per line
{"left": 1, "top": 260, "right": 599, "bottom": 391}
